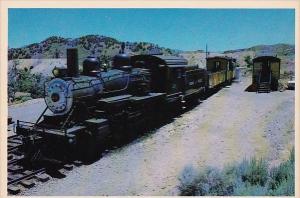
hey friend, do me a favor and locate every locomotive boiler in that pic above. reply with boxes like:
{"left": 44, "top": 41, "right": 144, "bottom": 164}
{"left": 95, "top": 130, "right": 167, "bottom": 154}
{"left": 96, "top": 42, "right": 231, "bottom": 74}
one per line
{"left": 45, "top": 49, "right": 151, "bottom": 116}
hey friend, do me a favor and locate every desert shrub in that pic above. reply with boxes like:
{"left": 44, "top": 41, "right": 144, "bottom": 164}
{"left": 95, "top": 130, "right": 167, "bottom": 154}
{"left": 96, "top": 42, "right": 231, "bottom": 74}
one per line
{"left": 179, "top": 166, "right": 235, "bottom": 196}
{"left": 178, "top": 165, "right": 200, "bottom": 195}
{"left": 238, "top": 158, "right": 268, "bottom": 186}
{"left": 269, "top": 176, "right": 294, "bottom": 196}
{"left": 178, "top": 149, "right": 294, "bottom": 196}
{"left": 268, "top": 148, "right": 294, "bottom": 195}
{"left": 233, "top": 183, "right": 268, "bottom": 196}
{"left": 194, "top": 167, "right": 234, "bottom": 195}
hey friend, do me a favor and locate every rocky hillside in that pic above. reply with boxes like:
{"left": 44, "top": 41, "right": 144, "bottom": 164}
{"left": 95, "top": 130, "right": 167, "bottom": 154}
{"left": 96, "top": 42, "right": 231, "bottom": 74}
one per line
{"left": 8, "top": 35, "right": 177, "bottom": 64}
{"left": 8, "top": 35, "right": 295, "bottom": 74}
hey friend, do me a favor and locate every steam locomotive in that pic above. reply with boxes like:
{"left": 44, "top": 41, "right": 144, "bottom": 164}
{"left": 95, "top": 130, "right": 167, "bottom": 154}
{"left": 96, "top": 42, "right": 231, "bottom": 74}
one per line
{"left": 15, "top": 48, "right": 236, "bottom": 163}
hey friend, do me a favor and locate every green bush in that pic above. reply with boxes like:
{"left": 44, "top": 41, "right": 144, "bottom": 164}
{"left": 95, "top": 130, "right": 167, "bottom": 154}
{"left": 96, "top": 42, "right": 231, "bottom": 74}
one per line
{"left": 244, "top": 55, "right": 252, "bottom": 68}
{"left": 16, "top": 96, "right": 33, "bottom": 103}
{"left": 178, "top": 149, "right": 294, "bottom": 196}
{"left": 8, "top": 66, "right": 50, "bottom": 100}
{"left": 17, "top": 69, "right": 34, "bottom": 92}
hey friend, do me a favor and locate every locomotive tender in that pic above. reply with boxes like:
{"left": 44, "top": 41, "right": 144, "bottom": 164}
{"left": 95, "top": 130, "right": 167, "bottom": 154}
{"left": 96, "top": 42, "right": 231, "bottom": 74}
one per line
{"left": 15, "top": 48, "right": 236, "bottom": 162}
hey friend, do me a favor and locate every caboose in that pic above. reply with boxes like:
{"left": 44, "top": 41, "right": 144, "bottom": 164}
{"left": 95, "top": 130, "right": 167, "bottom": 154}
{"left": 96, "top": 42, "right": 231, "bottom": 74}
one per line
{"left": 252, "top": 55, "right": 280, "bottom": 92}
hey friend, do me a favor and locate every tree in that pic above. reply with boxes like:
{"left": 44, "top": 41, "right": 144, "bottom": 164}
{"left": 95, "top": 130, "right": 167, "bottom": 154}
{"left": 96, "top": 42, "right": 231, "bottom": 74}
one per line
{"left": 8, "top": 60, "right": 19, "bottom": 99}
{"left": 54, "top": 49, "right": 60, "bottom": 58}
{"left": 100, "top": 54, "right": 110, "bottom": 66}
{"left": 244, "top": 55, "right": 252, "bottom": 68}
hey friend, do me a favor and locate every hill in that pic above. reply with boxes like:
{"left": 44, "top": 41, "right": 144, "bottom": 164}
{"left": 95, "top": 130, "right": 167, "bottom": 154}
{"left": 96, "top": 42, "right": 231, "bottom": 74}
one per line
{"left": 8, "top": 35, "right": 177, "bottom": 64}
{"left": 8, "top": 35, "right": 294, "bottom": 73}
{"left": 180, "top": 44, "right": 295, "bottom": 73}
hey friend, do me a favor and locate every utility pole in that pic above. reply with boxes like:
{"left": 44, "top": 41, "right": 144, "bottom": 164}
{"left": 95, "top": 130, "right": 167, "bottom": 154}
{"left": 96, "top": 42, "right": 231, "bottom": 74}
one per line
{"left": 121, "top": 42, "right": 125, "bottom": 54}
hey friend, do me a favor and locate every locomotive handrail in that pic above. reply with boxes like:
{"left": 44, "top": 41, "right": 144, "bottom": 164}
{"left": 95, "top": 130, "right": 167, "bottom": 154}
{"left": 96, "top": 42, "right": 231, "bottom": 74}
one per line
{"left": 101, "top": 71, "right": 128, "bottom": 81}
{"left": 60, "top": 105, "right": 75, "bottom": 131}
{"left": 102, "top": 74, "right": 130, "bottom": 94}
{"left": 16, "top": 120, "right": 36, "bottom": 127}
{"left": 71, "top": 78, "right": 102, "bottom": 92}
{"left": 69, "top": 72, "right": 130, "bottom": 92}
{"left": 35, "top": 107, "right": 48, "bottom": 125}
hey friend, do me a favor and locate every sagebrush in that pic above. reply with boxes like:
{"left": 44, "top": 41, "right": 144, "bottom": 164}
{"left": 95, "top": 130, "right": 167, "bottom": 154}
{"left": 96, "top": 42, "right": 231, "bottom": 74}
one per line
{"left": 178, "top": 149, "right": 294, "bottom": 196}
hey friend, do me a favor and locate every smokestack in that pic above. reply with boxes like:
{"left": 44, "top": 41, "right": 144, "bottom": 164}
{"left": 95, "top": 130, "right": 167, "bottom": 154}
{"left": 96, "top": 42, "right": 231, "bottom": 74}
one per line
{"left": 67, "top": 48, "right": 79, "bottom": 77}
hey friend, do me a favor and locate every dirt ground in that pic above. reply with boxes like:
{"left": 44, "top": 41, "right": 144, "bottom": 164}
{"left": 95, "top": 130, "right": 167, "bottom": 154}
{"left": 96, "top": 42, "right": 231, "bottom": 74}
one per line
{"left": 9, "top": 76, "right": 294, "bottom": 196}
{"left": 8, "top": 99, "right": 47, "bottom": 136}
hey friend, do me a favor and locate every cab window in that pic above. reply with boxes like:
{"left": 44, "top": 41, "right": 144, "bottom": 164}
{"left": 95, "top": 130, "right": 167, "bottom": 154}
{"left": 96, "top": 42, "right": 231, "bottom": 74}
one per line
{"left": 215, "top": 61, "right": 220, "bottom": 71}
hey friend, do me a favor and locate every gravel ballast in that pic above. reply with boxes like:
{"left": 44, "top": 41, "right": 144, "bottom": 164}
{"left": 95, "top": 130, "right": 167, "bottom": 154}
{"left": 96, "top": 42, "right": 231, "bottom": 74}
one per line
{"left": 9, "top": 77, "right": 294, "bottom": 196}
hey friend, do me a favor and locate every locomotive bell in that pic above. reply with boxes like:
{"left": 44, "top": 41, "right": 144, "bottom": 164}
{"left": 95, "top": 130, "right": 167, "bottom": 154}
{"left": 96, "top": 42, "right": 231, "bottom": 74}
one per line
{"left": 82, "top": 56, "right": 101, "bottom": 75}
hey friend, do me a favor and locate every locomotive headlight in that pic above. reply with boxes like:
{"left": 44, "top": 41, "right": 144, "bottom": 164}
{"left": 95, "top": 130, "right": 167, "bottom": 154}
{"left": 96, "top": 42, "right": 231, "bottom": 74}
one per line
{"left": 45, "top": 78, "right": 73, "bottom": 114}
{"left": 52, "top": 67, "right": 60, "bottom": 77}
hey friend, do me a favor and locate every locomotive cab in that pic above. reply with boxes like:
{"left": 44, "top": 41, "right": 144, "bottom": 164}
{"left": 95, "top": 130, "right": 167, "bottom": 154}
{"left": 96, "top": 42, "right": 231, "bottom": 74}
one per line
{"left": 131, "top": 54, "right": 206, "bottom": 104}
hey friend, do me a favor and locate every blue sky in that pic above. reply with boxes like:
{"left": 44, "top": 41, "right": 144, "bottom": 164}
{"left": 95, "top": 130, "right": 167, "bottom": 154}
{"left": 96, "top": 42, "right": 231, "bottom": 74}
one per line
{"left": 9, "top": 9, "right": 295, "bottom": 51}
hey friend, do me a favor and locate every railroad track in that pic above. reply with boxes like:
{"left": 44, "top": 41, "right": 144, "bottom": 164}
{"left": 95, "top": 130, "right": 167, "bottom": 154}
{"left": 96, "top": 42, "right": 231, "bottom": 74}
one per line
{"left": 8, "top": 135, "right": 25, "bottom": 166}
{"left": 8, "top": 134, "right": 23, "bottom": 152}
{"left": 7, "top": 134, "right": 82, "bottom": 195}
{"left": 6, "top": 104, "right": 195, "bottom": 195}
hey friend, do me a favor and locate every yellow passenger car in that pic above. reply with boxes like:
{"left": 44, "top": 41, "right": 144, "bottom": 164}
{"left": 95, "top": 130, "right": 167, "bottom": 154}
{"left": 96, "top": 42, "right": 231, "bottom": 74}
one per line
{"left": 206, "top": 56, "right": 236, "bottom": 88}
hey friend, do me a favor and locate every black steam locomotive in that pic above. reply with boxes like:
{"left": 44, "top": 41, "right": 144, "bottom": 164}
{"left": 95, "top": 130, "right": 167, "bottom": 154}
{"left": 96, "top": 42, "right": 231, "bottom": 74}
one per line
{"left": 15, "top": 48, "right": 236, "bottom": 163}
